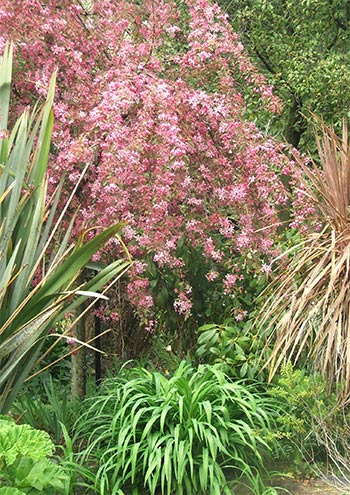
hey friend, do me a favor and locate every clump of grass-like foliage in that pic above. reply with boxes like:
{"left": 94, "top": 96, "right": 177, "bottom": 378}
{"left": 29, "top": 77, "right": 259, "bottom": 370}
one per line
{"left": 261, "top": 120, "right": 350, "bottom": 403}
{"left": 74, "top": 361, "right": 277, "bottom": 495}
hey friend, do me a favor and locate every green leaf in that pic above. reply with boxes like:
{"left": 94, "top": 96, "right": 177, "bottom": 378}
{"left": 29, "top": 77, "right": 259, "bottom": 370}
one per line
{"left": 8, "top": 457, "right": 69, "bottom": 493}
{"left": 0, "top": 43, "right": 12, "bottom": 133}
{"left": 0, "top": 488, "right": 26, "bottom": 495}
{"left": 0, "top": 420, "right": 54, "bottom": 466}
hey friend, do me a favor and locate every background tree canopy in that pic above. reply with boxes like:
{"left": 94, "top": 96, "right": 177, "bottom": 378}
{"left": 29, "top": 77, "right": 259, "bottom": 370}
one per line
{"left": 220, "top": 0, "right": 350, "bottom": 151}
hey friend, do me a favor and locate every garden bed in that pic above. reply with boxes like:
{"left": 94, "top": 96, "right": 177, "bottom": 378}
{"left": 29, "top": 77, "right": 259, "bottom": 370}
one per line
{"left": 272, "top": 477, "right": 349, "bottom": 495}
{"left": 236, "top": 476, "right": 350, "bottom": 494}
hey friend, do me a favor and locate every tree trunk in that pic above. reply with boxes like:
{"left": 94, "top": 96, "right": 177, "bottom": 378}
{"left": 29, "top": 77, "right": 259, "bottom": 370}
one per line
{"left": 284, "top": 94, "right": 307, "bottom": 149}
{"left": 70, "top": 309, "right": 86, "bottom": 399}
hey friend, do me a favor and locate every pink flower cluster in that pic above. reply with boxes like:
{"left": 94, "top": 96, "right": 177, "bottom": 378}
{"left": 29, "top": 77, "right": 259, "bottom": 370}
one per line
{"left": 0, "top": 0, "right": 309, "bottom": 327}
{"left": 173, "top": 287, "right": 193, "bottom": 317}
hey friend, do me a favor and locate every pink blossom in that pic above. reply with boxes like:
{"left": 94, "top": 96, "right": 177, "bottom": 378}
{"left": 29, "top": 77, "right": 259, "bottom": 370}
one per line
{"left": 173, "top": 291, "right": 192, "bottom": 315}
{"left": 261, "top": 262, "right": 272, "bottom": 274}
{"left": 153, "top": 250, "right": 172, "bottom": 267}
{"left": 145, "top": 320, "right": 155, "bottom": 333}
{"left": 235, "top": 310, "right": 248, "bottom": 321}
{"left": 203, "top": 238, "right": 224, "bottom": 262}
{"left": 223, "top": 273, "right": 237, "bottom": 294}
{"left": 109, "top": 312, "right": 120, "bottom": 322}
{"left": 206, "top": 271, "right": 219, "bottom": 281}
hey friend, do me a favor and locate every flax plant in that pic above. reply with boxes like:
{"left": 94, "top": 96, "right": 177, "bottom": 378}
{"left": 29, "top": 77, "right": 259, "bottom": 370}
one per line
{"left": 0, "top": 44, "right": 131, "bottom": 413}
{"left": 261, "top": 119, "right": 350, "bottom": 402}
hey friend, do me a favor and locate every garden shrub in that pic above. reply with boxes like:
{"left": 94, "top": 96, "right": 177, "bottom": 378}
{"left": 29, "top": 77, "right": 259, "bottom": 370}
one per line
{"left": 195, "top": 318, "right": 270, "bottom": 380}
{"left": 146, "top": 239, "right": 274, "bottom": 353}
{"left": 0, "top": 0, "right": 309, "bottom": 338}
{"left": 269, "top": 363, "right": 343, "bottom": 477}
{"left": 74, "top": 362, "right": 278, "bottom": 495}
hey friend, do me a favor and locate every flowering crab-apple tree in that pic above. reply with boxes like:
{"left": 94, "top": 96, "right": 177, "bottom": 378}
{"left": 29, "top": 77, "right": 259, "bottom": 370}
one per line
{"left": 0, "top": 0, "right": 308, "bottom": 336}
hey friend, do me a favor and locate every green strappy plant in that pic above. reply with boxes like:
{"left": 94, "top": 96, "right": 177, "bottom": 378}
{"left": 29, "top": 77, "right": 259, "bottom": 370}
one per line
{"left": 74, "top": 362, "right": 277, "bottom": 495}
{"left": 0, "top": 43, "right": 131, "bottom": 413}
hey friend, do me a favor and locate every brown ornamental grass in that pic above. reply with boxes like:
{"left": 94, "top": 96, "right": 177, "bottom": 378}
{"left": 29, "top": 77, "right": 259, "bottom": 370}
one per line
{"left": 261, "top": 120, "right": 350, "bottom": 403}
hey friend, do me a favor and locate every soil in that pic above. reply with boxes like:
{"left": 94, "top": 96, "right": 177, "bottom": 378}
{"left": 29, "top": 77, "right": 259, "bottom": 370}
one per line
{"left": 236, "top": 476, "right": 350, "bottom": 494}
{"left": 270, "top": 477, "right": 349, "bottom": 494}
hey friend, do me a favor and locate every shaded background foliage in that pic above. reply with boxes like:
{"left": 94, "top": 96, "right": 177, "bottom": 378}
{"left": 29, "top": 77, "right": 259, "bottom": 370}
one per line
{"left": 219, "top": 0, "right": 350, "bottom": 152}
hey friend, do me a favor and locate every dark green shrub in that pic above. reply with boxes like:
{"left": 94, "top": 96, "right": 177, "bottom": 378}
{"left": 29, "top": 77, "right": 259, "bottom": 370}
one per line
{"left": 195, "top": 319, "right": 269, "bottom": 380}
